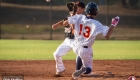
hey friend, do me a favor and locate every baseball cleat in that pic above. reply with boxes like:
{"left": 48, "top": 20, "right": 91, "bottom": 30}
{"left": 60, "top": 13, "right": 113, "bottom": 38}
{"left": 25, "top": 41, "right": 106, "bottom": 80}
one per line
{"left": 72, "top": 67, "right": 86, "bottom": 79}
{"left": 56, "top": 69, "right": 65, "bottom": 76}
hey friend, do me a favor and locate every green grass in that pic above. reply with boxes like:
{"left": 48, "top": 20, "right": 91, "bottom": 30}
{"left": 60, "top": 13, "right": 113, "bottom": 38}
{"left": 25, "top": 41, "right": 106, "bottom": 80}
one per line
{"left": 0, "top": 40, "right": 140, "bottom": 60}
{"left": 93, "top": 40, "right": 140, "bottom": 59}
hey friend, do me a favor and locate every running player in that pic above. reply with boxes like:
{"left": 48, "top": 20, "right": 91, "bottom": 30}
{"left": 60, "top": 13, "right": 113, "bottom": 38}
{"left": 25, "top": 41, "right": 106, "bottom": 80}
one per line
{"left": 52, "top": 1, "right": 85, "bottom": 76}
{"left": 67, "top": 2, "right": 120, "bottom": 79}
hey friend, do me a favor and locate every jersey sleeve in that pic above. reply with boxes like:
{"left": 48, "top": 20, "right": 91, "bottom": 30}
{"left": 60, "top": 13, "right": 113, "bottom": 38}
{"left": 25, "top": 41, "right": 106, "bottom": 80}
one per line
{"left": 94, "top": 21, "right": 109, "bottom": 36}
{"left": 68, "top": 15, "right": 77, "bottom": 24}
{"left": 101, "top": 25, "right": 109, "bottom": 36}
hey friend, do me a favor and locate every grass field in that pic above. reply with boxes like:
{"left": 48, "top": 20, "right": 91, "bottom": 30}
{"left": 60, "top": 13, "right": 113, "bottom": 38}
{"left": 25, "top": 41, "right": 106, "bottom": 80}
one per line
{"left": 0, "top": 40, "right": 140, "bottom": 60}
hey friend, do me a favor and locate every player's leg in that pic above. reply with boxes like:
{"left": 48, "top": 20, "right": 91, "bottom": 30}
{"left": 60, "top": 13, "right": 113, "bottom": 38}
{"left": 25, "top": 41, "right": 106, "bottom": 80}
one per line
{"left": 80, "top": 47, "right": 93, "bottom": 74}
{"left": 72, "top": 47, "right": 93, "bottom": 79}
{"left": 76, "top": 56, "right": 92, "bottom": 74}
{"left": 53, "top": 38, "right": 73, "bottom": 75}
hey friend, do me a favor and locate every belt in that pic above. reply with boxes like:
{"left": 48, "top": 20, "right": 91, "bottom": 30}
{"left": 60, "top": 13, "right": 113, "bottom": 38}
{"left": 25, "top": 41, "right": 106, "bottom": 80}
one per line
{"left": 83, "top": 46, "right": 88, "bottom": 48}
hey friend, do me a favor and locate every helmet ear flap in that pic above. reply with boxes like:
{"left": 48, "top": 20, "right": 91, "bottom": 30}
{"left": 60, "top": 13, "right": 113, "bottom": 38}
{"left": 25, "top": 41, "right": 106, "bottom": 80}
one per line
{"left": 88, "top": 8, "right": 98, "bottom": 16}
{"left": 95, "top": 11, "right": 98, "bottom": 16}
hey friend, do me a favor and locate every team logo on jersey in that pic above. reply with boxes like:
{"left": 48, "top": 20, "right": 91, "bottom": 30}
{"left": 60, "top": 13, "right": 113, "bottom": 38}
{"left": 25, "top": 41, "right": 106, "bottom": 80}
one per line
{"left": 128, "top": 76, "right": 136, "bottom": 80}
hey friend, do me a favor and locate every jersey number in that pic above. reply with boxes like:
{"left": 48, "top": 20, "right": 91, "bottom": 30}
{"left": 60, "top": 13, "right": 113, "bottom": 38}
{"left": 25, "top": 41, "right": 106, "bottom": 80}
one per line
{"left": 79, "top": 24, "right": 91, "bottom": 38}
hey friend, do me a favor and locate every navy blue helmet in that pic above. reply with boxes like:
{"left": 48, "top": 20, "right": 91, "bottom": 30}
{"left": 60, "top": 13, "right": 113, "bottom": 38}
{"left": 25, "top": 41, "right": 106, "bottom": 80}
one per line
{"left": 85, "top": 2, "right": 99, "bottom": 15}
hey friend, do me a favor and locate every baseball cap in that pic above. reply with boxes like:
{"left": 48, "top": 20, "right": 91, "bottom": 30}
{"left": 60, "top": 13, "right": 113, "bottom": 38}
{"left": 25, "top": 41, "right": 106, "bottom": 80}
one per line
{"left": 76, "top": 1, "right": 85, "bottom": 8}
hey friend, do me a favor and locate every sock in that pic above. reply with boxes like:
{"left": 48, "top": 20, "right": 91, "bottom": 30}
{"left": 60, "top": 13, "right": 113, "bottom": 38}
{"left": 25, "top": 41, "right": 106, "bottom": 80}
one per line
{"left": 76, "top": 56, "right": 83, "bottom": 70}
{"left": 84, "top": 67, "right": 92, "bottom": 74}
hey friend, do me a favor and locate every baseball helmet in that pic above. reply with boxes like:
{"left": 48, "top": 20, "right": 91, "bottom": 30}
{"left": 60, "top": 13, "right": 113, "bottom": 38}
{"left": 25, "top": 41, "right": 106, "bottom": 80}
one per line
{"left": 85, "top": 2, "right": 99, "bottom": 15}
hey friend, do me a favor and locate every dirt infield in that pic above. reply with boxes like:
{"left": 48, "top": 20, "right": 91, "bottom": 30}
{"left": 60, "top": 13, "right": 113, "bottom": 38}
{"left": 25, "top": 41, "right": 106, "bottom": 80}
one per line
{"left": 0, "top": 60, "right": 140, "bottom": 80}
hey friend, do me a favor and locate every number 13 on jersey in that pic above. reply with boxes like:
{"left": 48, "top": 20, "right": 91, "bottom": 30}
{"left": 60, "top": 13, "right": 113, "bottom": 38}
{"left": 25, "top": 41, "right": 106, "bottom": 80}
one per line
{"left": 79, "top": 24, "right": 91, "bottom": 38}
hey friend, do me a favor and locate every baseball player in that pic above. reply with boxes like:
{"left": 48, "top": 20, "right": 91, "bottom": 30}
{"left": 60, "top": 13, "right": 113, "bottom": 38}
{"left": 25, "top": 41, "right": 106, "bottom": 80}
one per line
{"left": 67, "top": 2, "right": 120, "bottom": 79}
{"left": 52, "top": 1, "right": 85, "bottom": 76}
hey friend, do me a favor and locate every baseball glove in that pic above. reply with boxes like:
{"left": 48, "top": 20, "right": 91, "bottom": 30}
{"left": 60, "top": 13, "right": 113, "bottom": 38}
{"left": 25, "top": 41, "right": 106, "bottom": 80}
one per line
{"left": 66, "top": 2, "right": 77, "bottom": 15}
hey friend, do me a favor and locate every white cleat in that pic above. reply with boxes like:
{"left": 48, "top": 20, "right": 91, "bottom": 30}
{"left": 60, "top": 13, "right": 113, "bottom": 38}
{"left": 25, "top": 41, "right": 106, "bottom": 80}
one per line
{"left": 56, "top": 69, "right": 65, "bottom": 76}
{"left": 72, "top": 67, "right": 86, "bottom": 79}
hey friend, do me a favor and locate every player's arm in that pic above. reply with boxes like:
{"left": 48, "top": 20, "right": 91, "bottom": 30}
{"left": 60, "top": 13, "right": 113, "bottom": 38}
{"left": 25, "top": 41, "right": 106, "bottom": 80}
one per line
{"left": 105, "top": 16, "right": 120, "bottom": 39}
{"left": 52, "top": 1, "right": 77, "bottom": 29}
{"left": 52, "top": 20, "right": 64, "bottom": 29}
{"left": 105, "top": 25, "right": 115, "bottom": 39}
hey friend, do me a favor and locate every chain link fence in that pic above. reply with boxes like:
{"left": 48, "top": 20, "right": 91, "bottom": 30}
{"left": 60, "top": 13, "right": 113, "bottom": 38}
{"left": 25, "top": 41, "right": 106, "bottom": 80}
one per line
{"left": 0, "top": 0, "right": 140, "bottom": 40}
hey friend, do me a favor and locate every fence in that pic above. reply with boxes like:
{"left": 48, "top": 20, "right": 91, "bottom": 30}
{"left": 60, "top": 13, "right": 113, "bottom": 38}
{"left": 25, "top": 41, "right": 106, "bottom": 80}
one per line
{"left": 0, "top": 0, "right": 140, "bottom": 40}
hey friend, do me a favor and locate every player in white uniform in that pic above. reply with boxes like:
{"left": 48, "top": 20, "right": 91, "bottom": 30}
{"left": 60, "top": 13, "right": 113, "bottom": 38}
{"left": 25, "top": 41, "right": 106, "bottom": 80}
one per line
{"left": 52, "top": 1, "right": 85, "bottom": 76}
{"left": 68, "top": 2, "right": 120, "bottom": 79}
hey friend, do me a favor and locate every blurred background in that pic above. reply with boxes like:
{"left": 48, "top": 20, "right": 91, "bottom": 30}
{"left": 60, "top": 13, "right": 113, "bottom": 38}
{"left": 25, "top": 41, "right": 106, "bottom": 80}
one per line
{"left": 0, "top": 0, "right": 140, "bottom": 40}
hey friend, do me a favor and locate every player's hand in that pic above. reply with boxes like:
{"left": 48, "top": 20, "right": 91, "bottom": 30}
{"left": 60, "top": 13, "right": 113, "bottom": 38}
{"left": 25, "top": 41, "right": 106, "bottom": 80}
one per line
{"left": 111, "top": 16, "right": 120, "bottom": 27}
{"left": 63, "top": 20, "right": 69, "bottom": 26}
{"left": 52, "top": 24, "right": 57, "bottom": 29}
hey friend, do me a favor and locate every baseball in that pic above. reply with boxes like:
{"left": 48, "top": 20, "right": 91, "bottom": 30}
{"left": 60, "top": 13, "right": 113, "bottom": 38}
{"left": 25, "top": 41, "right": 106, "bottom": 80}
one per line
{"left": 26, "top": 25, "right": 29, "bottom": 28}
{"left": 46, "top": 0, "right": 51, "bottom": 2}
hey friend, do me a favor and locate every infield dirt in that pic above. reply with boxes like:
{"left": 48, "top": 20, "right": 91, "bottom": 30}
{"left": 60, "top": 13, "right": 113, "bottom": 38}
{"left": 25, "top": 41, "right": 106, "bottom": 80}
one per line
{"left": 0, "top": 60, "right": 140, "bottom": 80}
